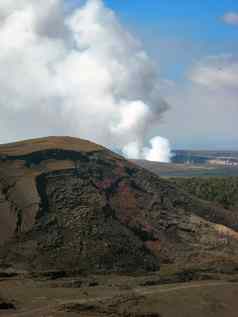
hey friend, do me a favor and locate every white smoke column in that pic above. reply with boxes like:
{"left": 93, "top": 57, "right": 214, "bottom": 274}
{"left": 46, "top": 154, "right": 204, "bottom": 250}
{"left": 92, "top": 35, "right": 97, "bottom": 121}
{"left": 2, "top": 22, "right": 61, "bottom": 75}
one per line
{"left": 143, "top": 137, "right": 172, "bottom": 163}
{"left": 123, "top": 142, "right": 141, "bottom": 160}
{"left": 0, "top": 0, "right": 171, "bottom": 162}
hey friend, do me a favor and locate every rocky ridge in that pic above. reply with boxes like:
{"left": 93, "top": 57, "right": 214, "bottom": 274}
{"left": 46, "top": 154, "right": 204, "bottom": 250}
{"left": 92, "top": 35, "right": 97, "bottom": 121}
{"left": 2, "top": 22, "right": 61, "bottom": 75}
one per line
{"left": 0, "top": 137, "right": 238, "bottom": 273}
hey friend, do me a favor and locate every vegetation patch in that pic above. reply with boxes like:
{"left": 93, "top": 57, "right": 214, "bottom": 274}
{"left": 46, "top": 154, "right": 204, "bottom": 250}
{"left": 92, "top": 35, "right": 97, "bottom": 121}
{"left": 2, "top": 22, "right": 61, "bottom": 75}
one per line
{"left": 171, "top": 177, "right": 238, "bottom": 211}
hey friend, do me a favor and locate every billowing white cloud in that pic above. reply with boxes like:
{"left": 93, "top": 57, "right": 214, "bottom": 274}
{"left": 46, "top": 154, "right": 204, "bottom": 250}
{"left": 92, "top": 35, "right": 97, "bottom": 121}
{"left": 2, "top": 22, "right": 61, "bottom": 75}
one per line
{"left": 123, "top": 142, "right": 140, "bottom": 160}
{"left": 143, "top": 136, "right": 172, "bottom": 163}
{"left": 222, "top": 12, "right": 238, "bottom": 26}
{"left": 158, "top": 54, "right": 238, "bottom": 150}
{"left": 188, "top": 55, "right": 238, "bottom": 89}
{"left": 0, "top": 0, "right": 170, "bottom": 162}
{"left": 123, "top": 136, "right": 172, "bottom": 162}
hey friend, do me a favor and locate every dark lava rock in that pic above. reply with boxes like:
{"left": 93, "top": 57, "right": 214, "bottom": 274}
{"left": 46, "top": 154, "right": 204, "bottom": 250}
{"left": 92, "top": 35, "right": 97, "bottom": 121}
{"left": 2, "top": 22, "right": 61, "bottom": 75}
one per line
{"left": 0, "top": 136, "right": 238, "bottom": 273}
{"left": 0, "top": 297, "right": 15, "bottom": 310}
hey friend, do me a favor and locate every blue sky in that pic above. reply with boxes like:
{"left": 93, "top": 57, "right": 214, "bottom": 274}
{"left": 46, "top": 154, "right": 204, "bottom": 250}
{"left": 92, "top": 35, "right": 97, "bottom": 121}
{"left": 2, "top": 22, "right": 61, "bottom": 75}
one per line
{"left": 69, "top": 0, "right": 238, "bottom": 80}
{"left": 71, "top": 0, "right": 238, "bottom": 40}
{"left": 66, "top": 0, "right": 238, "bottom": 150}
{"left": 105, "top": 0, "right": 238, "bottom": 78}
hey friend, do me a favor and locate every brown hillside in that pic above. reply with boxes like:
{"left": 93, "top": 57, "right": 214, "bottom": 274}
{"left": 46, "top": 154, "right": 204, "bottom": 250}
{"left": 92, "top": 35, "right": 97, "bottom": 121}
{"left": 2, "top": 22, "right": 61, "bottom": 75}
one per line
{"left": 0, "top": 137, "right": 238, "bottom": 273}
{"left": 0, "top": 136, "right": 104, "bottom": 156}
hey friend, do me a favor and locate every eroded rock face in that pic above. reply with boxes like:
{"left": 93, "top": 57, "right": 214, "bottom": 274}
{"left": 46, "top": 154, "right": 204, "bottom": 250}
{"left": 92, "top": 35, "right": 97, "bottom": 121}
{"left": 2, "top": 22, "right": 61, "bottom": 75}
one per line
{"left": 0, "top": 137, "right": 238, "bottom": 272}
{"left": 0, "top": 293, "right": 15, "bottom": 310}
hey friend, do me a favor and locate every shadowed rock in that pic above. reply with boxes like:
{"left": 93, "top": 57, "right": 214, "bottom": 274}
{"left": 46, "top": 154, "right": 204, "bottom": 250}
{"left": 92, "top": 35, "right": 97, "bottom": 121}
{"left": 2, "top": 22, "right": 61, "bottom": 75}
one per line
{"left": 0, "top": 136, "right": 238, "bottom": 273}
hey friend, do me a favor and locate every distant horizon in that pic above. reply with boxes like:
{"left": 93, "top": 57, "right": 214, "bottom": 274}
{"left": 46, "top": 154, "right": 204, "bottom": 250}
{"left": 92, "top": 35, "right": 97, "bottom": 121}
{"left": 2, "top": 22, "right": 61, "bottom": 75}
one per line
{"left": 0, "top": 135, "right": 237, "bottom": 153}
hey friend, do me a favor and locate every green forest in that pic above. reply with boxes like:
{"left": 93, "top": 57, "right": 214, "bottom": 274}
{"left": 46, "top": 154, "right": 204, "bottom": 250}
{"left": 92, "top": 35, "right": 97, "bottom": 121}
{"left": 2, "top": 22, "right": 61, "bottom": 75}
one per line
{"left": 172, "top": 177, "right": 238, "bottom": 211}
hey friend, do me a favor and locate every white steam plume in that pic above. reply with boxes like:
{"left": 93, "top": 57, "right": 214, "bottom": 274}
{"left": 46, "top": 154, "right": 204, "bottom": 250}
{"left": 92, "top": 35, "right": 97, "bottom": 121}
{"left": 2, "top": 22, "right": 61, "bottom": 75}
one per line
{"left": 143, "top": 136, "right": 172, "bottom": 163}
{"left": 0, "top": 0, "right": 171, "bottom": 162}
{"left": 123, "top": 136, "right": 172, "bottom": 163}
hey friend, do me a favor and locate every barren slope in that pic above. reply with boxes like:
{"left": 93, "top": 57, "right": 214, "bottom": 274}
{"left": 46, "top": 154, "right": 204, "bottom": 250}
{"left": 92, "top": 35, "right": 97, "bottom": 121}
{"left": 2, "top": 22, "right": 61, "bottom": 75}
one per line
{"left": 0, "top": 137, "right": 238, "bottom": 272}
